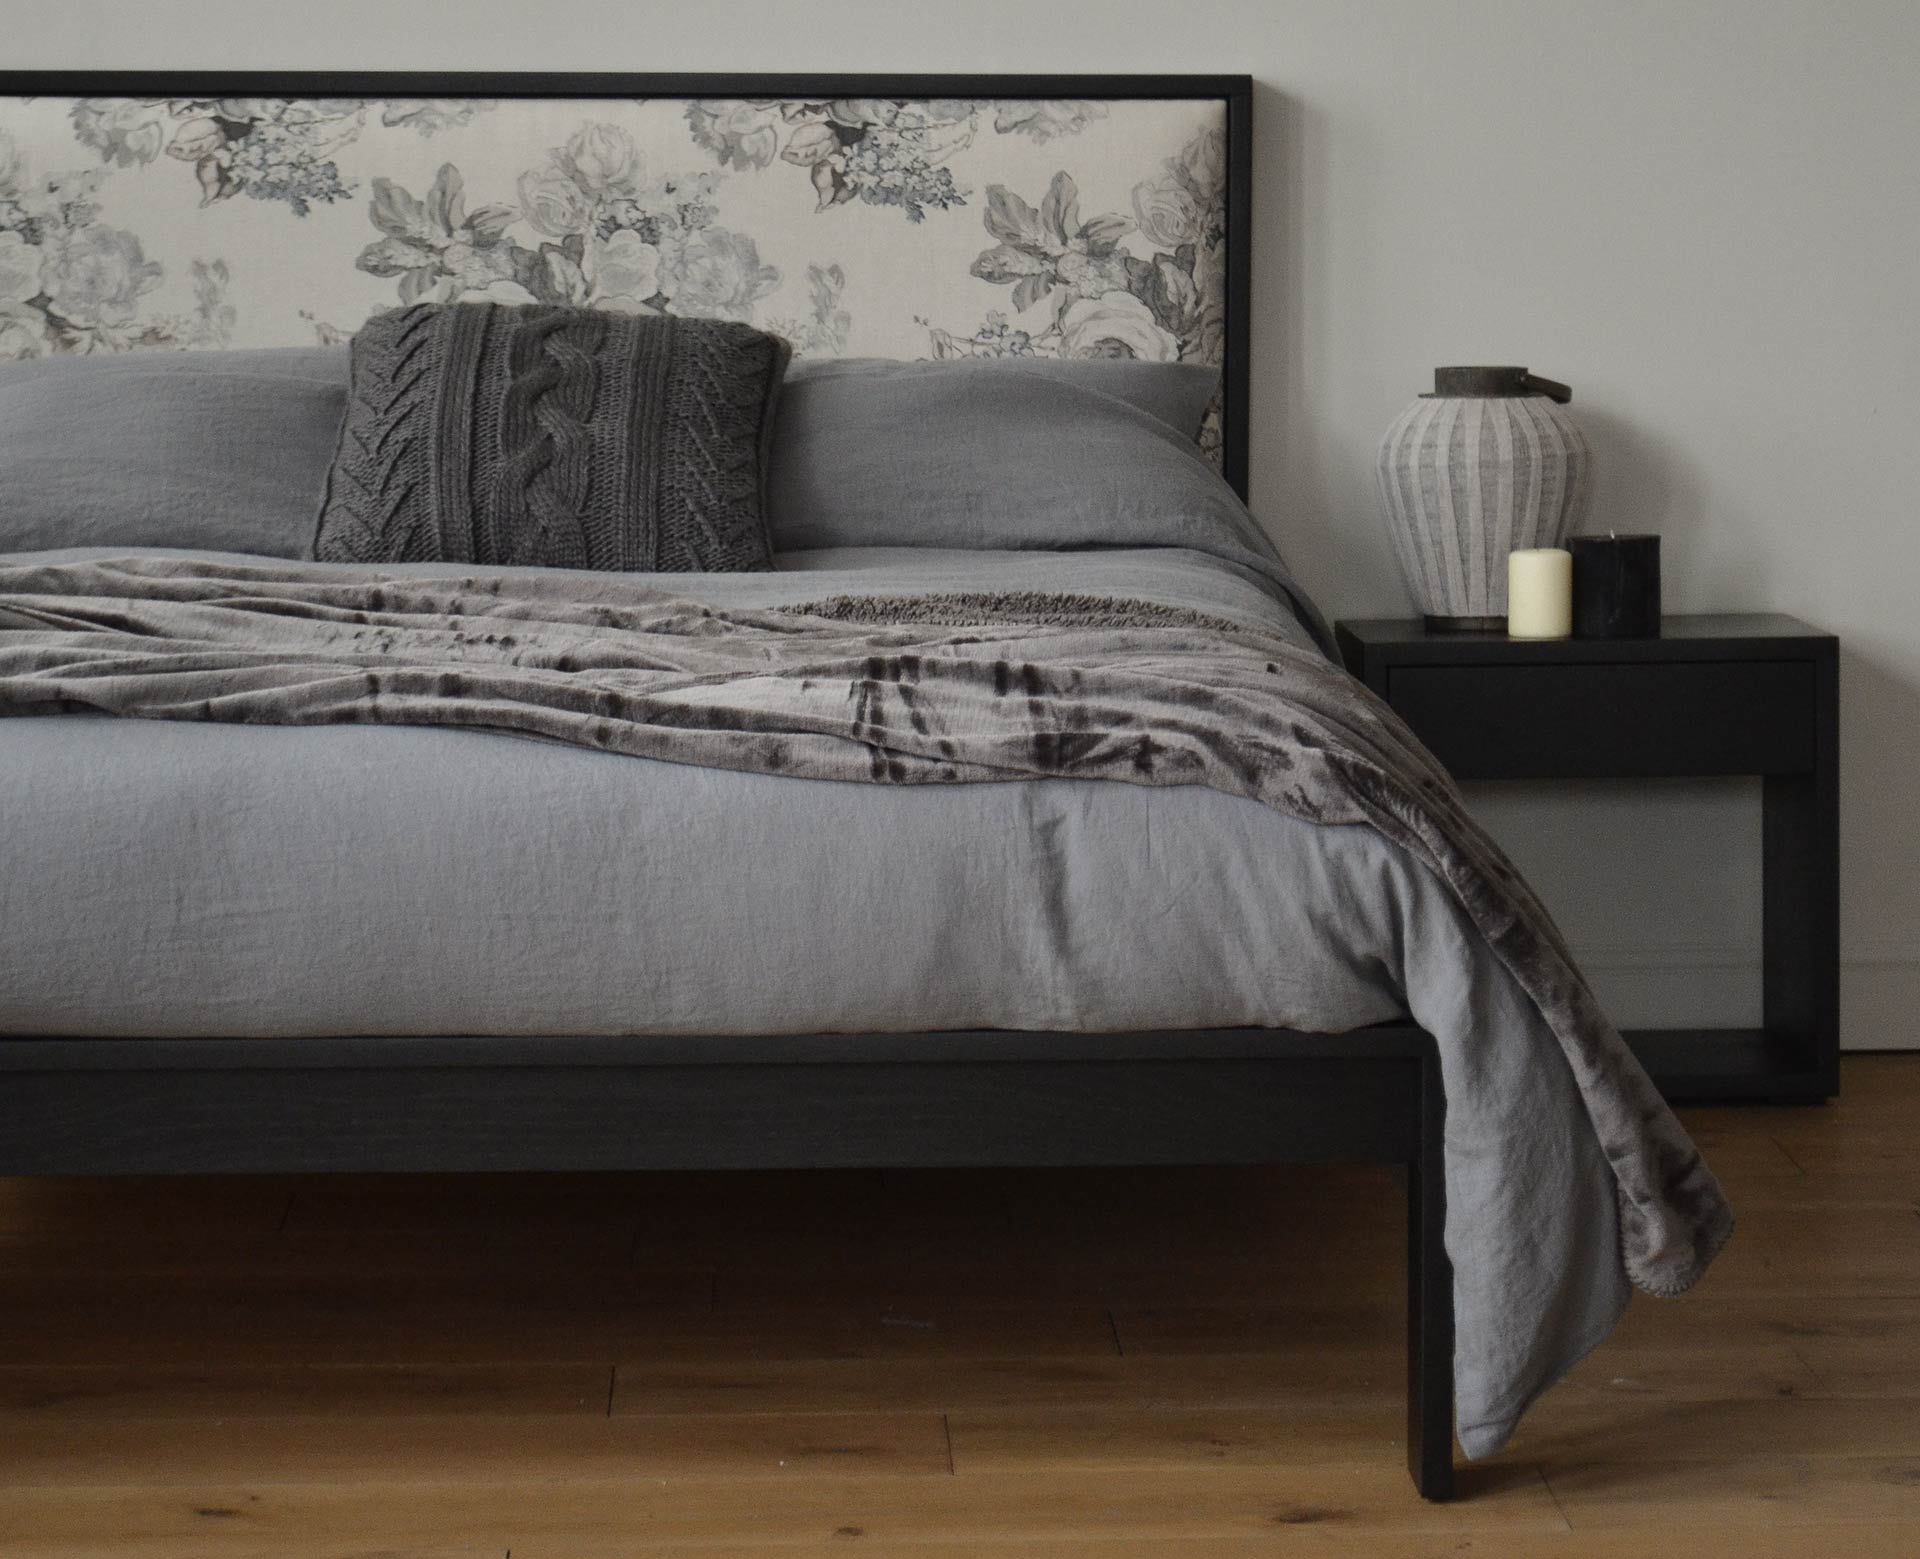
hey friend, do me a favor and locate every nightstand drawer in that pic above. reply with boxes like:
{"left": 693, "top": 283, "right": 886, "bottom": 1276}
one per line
{"left": 1386, "top": 660, "right": 1817, "bottom": 779}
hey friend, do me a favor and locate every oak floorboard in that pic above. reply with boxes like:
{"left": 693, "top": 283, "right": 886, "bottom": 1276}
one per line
{"left": 0, "top": 1224, "right": 641, "bottom": 1277}
{"left": 711, "top": 1259, "right": 1109, "bottom": 1308}
{"left": 0, "top": 1295, "right": 1117, "bottom": 1368}
{"left": 947, "top": 1404, "right": 1402, "bottom": 1469}
{"left": 1541, "top": 1338, "right": 1819, "bottom": 1401}
{"left": 1691, "top": 1207, "right": 1920, "bottom": 1295}
{"left": 0, "top": 1410, "right": 953, "bottom": 1488}
{"left": 1544, "top": 1455, "right": 1920, "bottom": 1526}
{"left": 1502, "top": 1393, "right": 1920, "bottom": 1461}
{"left": 611, "top": 1353, "right": 1407, "bottom": 1417}
{"left": 0, "top": 1293, "right": 721, "bottom": 1368}
{"left": 712, "top": 1252, "right": 1405, "bottom": 1309}
{"left": 1687, "top": 1170, "right": 1920, "bottom": 1213}
{"left": 1729, "top": 1293, "right": 1920, "bottom": 1396}
{"left": 1109, "top": 1300, "right": 1401, "bottom": 1355}
{"left": 610, "top": 1304, "right": 1124, "bottom": 1363}
{"left": 1603, "top": 1288, "right": 1920, "bottom": 1371}
{"left": 0, "top": 1264, "right": 714, "bottom": 1306}
{"left": 0, "top": 1363, "right": 611, "bottom": 1418}
{"left": 1765, "top": 1126, "right": 1920, "bottom": 1179}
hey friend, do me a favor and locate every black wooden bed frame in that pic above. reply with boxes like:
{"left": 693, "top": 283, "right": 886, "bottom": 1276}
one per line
{"left": 0, "top": 70, "right": 1458, "bottom": 1502}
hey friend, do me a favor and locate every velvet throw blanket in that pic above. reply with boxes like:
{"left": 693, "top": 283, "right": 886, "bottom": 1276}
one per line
{"left": 0, "top": 556, "right": 1731, "bottom": 1298}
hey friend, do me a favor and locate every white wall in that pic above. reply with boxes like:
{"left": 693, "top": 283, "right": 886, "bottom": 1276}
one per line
{"left": 14, "top": 0, "right": 1918, "bottom": 1046}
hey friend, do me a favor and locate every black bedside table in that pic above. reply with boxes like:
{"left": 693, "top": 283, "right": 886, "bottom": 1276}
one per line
{"left": 1335, "top": 615, "right": 1839, "bottom": 1105}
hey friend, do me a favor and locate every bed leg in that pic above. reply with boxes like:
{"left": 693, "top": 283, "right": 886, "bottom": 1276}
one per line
{"left": 1407, "top": 1048, "right": 1457, "bottom": 1501}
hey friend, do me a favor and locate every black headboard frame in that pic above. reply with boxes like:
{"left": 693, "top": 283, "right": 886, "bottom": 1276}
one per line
{"left": 0, "top": 72, "right": 1252, "bottom": 496}
{"left": 0, "top": 68, "right": 1251, "bottom": 487}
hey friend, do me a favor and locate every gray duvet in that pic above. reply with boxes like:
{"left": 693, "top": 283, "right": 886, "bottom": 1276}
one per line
{"left": 0, "top": 540, "right": 1723, "bottom": 1459}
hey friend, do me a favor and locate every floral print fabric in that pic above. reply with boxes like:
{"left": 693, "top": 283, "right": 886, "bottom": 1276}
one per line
{"left": 0, "top": 93, "right": 1227, "bottom": 452}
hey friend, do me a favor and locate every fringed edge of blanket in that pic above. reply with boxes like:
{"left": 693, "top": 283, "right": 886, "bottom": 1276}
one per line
{"left": 781, "top": 591, "right": 1260, "bottom": 637}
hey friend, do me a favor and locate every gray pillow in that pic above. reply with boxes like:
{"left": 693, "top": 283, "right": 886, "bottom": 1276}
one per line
{"left": 784, "top": 355, "right": 1219, "bottom": 435}
{"left": 314, "top": 303, "right": 791, "bottom": 571}
{"left": 0, "top": 347, "right": 348, "bottom": 558}
{"left": 767, "top": 357, "right": 1223, "bottom": 553}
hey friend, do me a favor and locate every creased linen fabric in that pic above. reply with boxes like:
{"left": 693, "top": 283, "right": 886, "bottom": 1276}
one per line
{"left": 313, "top": 303, "right": 790, "bottom": 572}
{"left": 0, "top": 348, "right": 348, "bottom": 558}
{"left": 0, "top": 554, "right": 1730, "bottom": 1315}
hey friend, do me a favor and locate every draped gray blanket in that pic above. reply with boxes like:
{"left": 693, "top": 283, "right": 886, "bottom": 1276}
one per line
{"left": 0, "top": 555, "right": 1731, "bottom": 1302}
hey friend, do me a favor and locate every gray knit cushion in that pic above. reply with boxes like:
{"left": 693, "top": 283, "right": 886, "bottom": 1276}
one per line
{"left": 314, "top": 303, "right": 791, "bottom": 571}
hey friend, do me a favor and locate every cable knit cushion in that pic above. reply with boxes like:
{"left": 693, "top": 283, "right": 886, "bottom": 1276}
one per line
{"left": 314, "top": 302, "right": 791, "bottom": 571}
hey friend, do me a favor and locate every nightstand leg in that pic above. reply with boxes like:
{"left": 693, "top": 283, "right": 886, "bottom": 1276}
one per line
{"left": 1761, "top": 656, "right": 1840, "bottom": 1101}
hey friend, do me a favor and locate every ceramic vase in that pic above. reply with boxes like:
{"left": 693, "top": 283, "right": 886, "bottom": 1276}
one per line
{"left": 1376, "top": 366, "right": 1593, "bottom": 630}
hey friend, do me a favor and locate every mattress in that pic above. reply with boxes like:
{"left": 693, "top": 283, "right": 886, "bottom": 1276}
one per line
{"left": 3, "top": 540, "right": 1346, "bottom": 1040}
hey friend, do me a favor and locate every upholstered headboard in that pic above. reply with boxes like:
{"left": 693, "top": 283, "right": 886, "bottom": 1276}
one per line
{"left": 0, "top": 72, "right": 1252, "bottom": 492}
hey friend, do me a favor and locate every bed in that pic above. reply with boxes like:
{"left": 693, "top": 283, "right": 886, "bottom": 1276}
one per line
{"left": 0, "top": 72, "right": 1731, "bottom": 1502}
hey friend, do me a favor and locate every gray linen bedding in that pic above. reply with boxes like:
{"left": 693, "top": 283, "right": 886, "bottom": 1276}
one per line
{"left": 0, "top": 540, "right": 1725, "bottom": 1459}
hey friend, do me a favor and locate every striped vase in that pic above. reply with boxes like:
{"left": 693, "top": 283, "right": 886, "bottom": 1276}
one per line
{"left": 1376, "top": 367, "right": 1593, "bottom": 630}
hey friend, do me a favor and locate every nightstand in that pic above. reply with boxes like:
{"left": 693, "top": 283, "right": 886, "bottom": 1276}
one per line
{"left": 1334, "top": 615, "right": 1839, "bottom": 1105}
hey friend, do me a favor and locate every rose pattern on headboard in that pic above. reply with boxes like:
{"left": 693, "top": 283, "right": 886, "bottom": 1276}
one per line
{"left": 0, "top": 92, "right": 1227, "bottom": 455}
{"left": 681, "top": 98, "right": 1108, "bottom": 221}
{"left": 354, "top": 128, "right": 785, "bottom": 324}
{"left": 0, "top": 158, "right": 234, "bottom": 356}
{"left": 70, "top": 97, "right": 490, "bottom": 213}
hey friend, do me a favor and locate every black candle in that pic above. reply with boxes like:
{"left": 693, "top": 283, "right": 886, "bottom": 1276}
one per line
{"left": 1570, "top": 533, "right": 1662, "bottom": 638}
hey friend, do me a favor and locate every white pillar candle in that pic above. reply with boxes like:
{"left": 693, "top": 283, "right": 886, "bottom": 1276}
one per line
{"left": 1507, "top": 548, "right": 1573, "bottom": 639}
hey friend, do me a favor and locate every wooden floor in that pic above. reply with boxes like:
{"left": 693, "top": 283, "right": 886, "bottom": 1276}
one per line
{"left": 2, "top": 1056, "right": 1918, "bottom": 1556}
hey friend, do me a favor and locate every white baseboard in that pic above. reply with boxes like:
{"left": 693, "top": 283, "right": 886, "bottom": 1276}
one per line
{"left": 1572, "top": 942, "right": 1761, "bottom": 1032}
{"left": 1570, "top": 941, "right": 1918, "bottom": 1052}
{"left": 1841, "top": 948, "right": 1920, "bottom": 1052}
